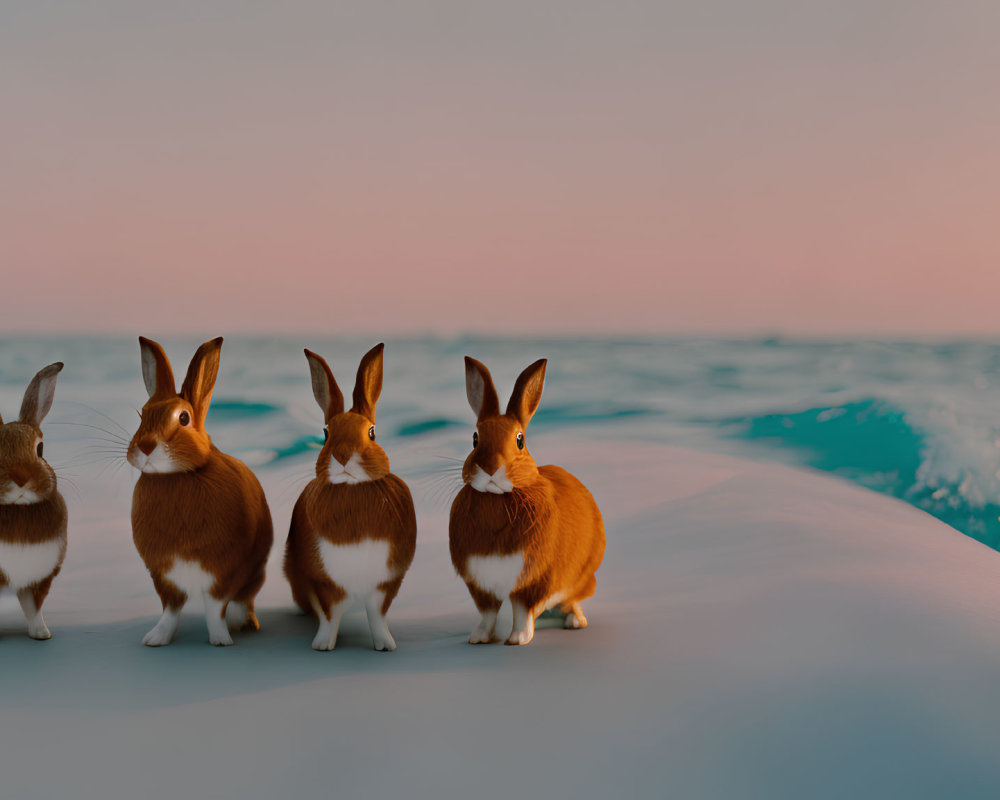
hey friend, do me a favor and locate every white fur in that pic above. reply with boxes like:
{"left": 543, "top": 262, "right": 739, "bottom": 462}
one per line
{"left": 317, "top": 539, "right": 393, "bottom": 596}
{"left": 143, "top": 608, "right": 180, "bottom": 646}
{"left": 16, "top": 590, "right": 51, "bottom": 639}
{"left": 0, "top": 539, "right": 62, "bottom": 589}
{"left": 466, "top": 552, "right": 524, "bottom": 599}
{"left": 310, "top": 595, "right": 349, "bottom": 651}
{"left": 164, "top": 558, "right": 216, "bottom": 598}
{"left": 508, "top": 600, "right": 535, "bottom": 645}
{"left": 128, "top": 442, "right": 182, "bottom": 474}
{"left": 543, "top": 591, "right": 567, "bottom": 611}
{"left": 314, "top": 539, "right": 398, "bottom": 651}
{"left": 465, "top": 553, "right": 531, "bottom": 645}
{"left": 564, "top": 605, "right": 588, "bottom": 629}
{"left": 149, "top": 558, "right": 233, "bottom": 647}
{"left": 469, "top": 607, "right": 499, "bottom": 644}
{"left": 364, "top": 592, "right": 396, "bottom": 651}
{"left": 203, "top": 592, "right": 233, "bottom": 646}
{"left": 327, "top": 452, "right": 372, "bottom": 485}
{"left": 468, "top": 464, "right": 513, "bottom": 494}
{"left": 0, "top": 486, "right": 42, "bottom": 505}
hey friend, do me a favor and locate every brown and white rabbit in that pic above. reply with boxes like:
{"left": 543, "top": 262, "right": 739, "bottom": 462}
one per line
{"left": 449, "top": 357, "right": 605, "bottom": 645}
{"left": 128, "top": 337, "right": 273, "bottom": 647}
{"left": 0, "top": 363, "right": 67, "bottom": 640}
{"left": 284, "top": 343, "right": 417, "bottom": 651}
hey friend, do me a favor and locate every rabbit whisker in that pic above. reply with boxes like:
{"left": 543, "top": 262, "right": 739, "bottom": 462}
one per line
{"left": 47, "top": 421, "right": 131, "bottom": 446}
{"left": 55, "top": 476, "right": 83, "bottom": 501}
{"left": 60, "top": 401, "right": 133, "bottom": 436}
{"left": 277, "top": 476, "right": 316, "bottom": 503}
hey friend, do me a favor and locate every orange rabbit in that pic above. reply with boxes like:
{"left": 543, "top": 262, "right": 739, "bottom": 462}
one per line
{"left": 0, "top": 363, "right": 67, "bottom": 640}
{"left": 284, "top": 344, "right": 417, "bottom": 651}
{"left": 449, "top": 357, "right": 605, "bottom": 645}
{"left": 127, "top": 337, "right": 273, "bottom": 646}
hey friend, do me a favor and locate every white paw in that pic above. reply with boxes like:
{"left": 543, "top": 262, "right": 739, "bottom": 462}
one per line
{"left": 505, "top": 630, "right": 533, "bottom": 646}
{"left": 373, "top": 633, "right": 397, "bottom": 652}
{"left": 28, "top": 623, "right": 52, "bottom": 640}
{"left": 564, "top": 612, "right": 588, "bottom": 629}
{"left": 312, "top": 634, "right": 337, "bottom": 651}
{"left": 469, "top": 627, "right": 495, "bottom": 644}
{"left": 143, "top": 626, "right": 175, "bottom": 647}
{"left": 209, "top": 630, "right": 234, "bottom": 647}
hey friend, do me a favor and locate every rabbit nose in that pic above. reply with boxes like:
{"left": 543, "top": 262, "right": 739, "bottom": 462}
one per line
{"left": 476, "top": 456, "right": 503, "bottom": 476}
{"left": 137, "top": 439, "right": 157, "bottom": 456}
{"left": 330, "top": 447, "right": 355, "bottom": 467}
{"left": 9, "top": 470, "right": 30, "bottom": 487}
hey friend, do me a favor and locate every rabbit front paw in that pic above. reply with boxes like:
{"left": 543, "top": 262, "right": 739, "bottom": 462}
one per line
{"left": 505, "top": 629, "right": 534, "bottom": 646}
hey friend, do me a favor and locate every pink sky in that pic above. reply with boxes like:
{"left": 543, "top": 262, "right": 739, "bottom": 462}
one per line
{"left": 3, "top": 3, "right": 999, "bottom": 336}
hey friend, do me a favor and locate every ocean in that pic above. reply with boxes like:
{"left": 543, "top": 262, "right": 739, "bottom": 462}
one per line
{"left": 3, "top": 335, "right": 1000, "bottom": 550}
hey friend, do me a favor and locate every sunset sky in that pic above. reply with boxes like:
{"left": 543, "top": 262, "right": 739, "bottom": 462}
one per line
{"left": 3, "top": 2, "right": 999, "bottom": 336}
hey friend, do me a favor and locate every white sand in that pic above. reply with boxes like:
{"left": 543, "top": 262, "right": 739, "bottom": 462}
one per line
{"left": 2, "top": 441, "right": 1000, "bottom": 799}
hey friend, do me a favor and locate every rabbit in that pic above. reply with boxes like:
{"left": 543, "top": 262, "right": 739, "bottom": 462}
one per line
{"left": 127, "top": 337, "right": 273, "bottom": 647}
{"left": 0, "top": 362, "right": 67, "bottom": 640}
{"left": 449, "top": 357, "right": 605, "bottom": 645}
{"left": 284, "top": 343, "right": 417, "bottom": 651}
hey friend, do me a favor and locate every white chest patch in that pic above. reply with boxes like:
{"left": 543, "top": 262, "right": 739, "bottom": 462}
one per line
{"left": 0, "top": 539, "right": 63, "bottom": 589}
{"left": 164, "top": 558, "right": 216, "bottom": 597}
{"left": 317, "top": 539, "right": 393, "bottom": 597}
{"left": 466, "top": 552, "right": 525, "bottom": 599}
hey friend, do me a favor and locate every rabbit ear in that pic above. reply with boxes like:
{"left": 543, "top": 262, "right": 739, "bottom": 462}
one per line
{"left": 19, "top": 362, "right": 64, "bottom": 426}
{"left": 465, "top": 357, "right": 500, "bottom": 422}
{"left": 139, "top": 337, "right": 176, "bottom": 399}
{"left": 180, "top": 337, "right": 223, "bottom": 429}
{"left": 351, "top": 343, "right": 384, "bottom": 423}
{"left": 506, "top": 359, "right": 547, "bottom": 427}
{"left": 304, "top": 349, "right": 344, "bottom": 420}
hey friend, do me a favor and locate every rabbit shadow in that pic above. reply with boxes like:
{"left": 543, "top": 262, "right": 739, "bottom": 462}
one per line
{"left": 0, "top": 602, "right": 601, "bottom": 713}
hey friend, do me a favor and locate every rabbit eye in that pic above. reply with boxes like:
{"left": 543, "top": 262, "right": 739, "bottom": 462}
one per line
{"left": 179, "top": 411, "right": 191, "bottom": 426}
{"left": 369, "top": 425, "right": 376, "bottom": 441}
{"left": 516, "top": 432, "right": 525, "bottom": 450}
{"left": 323, "top": 428, "right": 329, "bottom": 443}
{"left": 473, "top": 431, "right": 479, "bottom": 448}
{"left": 36, "top": 442, "right": 44, "bottom": 458}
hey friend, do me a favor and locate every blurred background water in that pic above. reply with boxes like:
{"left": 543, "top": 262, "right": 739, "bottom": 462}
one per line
{"left": 4, "top": 335, "right": 1000, "bottom": 550}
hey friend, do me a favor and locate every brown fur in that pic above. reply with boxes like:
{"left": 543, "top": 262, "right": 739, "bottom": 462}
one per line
{"left": 131, "top": 447, "right": 274, "bottom": 615}
{"left": 283, "top": 344, "right": 417, "bottom": 648}
{"left": 128, "top": 338, "right": 273, "bottom": 637}
{"left": 0, "top": 363, "right": 68, "bottom": 638}
{"left": 449, "top": 357, "right": 605, "bottom": 644}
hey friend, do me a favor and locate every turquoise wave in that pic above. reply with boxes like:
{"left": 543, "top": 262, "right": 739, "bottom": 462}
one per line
{"left": 729, "top": 398, "right": 1000, "bottom": 550}
{"left": 211, "top": 399, "right": 282, "bottom": 419}
{"left": 395, "top": 418, "right": 462, "bottom": 437}
{"left": 270, "top": 435, "right": 323, "bottom": 461}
